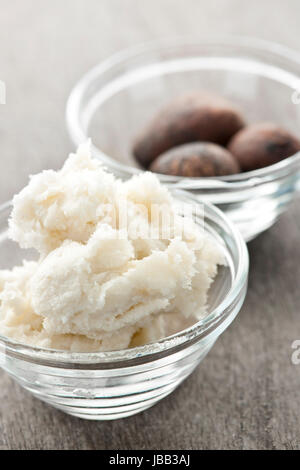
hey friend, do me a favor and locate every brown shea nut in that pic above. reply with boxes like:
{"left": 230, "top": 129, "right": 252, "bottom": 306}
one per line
{"left": 228, "top": 122, "right": 300, "bottom": 172}
{"left": 132, "top": 92, "right": 246, "bottom": 168}
{"left": 150, "top": 142, "right": 240, "bottom": 177}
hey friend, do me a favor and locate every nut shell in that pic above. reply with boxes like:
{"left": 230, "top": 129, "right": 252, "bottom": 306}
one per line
{"left": 150, "top": 142, "right": 240, "bottom": 177}
{"left": 133, "top": 92, "right": 245, "bottom": 168}
{"left": 228, "top": 122, "right": 300, "bottom": 172}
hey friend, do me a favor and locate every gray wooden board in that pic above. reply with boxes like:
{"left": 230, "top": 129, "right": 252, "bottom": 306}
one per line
{"left": 0, "top": 0, "right": 300, "bottom": 450}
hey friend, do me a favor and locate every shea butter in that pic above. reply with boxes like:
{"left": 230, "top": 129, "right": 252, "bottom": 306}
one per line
{"left": 0, "top": 142, "right": 224, "bottom": 352}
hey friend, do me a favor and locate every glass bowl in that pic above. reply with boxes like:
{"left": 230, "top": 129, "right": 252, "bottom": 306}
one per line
{"left": 0, "top": 192, "right": 248, "bottom": 420}
{"left": 66, "top": 36, "right": 300, "bottom": 242}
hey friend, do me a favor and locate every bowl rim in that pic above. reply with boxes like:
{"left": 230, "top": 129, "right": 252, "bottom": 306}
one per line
{"left": 66, "top": 34, "right": 300, "bottom": 188}
{"left": 0, "top": 192, "right": 248, "bottom": 366}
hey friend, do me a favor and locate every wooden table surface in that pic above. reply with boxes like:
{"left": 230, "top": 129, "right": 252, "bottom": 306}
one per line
{"left": 1, "top": 0, "right": 300, "bottom": 450}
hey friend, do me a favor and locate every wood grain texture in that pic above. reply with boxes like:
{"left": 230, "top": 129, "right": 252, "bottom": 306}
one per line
{"left": 0, "top": 0, "right": 300, "bottom": 450}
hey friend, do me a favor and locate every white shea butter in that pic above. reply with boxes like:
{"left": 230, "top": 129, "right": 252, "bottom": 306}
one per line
{"left": 0, "top": 142, "right": 224, "bottom": 352}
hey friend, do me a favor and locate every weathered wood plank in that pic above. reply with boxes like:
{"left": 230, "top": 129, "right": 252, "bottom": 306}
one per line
{"left": 0, "top": 0, "right": 300, "bottom": 450}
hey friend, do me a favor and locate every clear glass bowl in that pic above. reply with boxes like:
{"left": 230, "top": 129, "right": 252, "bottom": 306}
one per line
{"left": 66, "top": 36, "right": 300, "bottom": 241}
{"left": 0, "top": 192, "right": 248, "bottom": 420}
